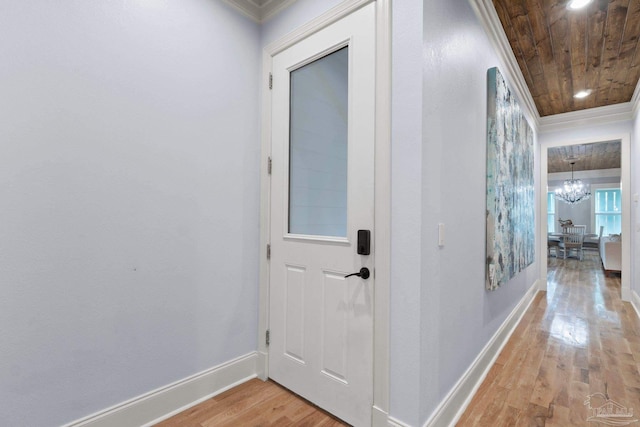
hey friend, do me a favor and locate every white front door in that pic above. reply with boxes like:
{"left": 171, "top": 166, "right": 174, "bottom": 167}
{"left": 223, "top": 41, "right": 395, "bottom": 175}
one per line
{"left": 268, "top": 3, "right": 376, "bottom": 426}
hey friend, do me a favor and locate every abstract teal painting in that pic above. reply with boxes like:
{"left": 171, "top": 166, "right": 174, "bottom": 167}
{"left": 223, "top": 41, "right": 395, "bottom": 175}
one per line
{"left": 486, "top": 67, "right": 534, "bottom": 291}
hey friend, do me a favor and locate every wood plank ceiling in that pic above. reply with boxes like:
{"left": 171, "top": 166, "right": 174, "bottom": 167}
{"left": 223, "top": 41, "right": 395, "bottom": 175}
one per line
{"left": 547, "top": 140, "right": 621, "bottom": 172}
{"left": 492, "top": 0, "right": 640, "bottom": 117}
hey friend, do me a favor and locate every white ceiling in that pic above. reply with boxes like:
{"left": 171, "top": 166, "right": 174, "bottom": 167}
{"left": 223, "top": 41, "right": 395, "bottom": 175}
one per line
{"left": 223, "top": 0, "right": 298, "bottom": 22}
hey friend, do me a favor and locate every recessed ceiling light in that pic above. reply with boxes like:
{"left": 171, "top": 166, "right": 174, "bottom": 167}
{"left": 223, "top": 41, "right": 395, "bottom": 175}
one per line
{"left": 574, "top": 90, "right": 592, "bottom": 99}
{"left": 567, "top": 0, "right": 593, "bottom": 10}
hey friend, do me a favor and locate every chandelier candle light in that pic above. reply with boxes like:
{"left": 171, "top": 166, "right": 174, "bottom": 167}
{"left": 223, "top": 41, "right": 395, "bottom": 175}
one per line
{"left": 555, "top": 162, "right": 591, "bottom": 204}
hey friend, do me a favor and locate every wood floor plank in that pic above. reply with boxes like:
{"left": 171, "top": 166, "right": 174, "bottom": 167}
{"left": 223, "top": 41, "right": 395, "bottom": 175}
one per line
{"left": 199, "top": 381, "right": 289, "bottom": 427}
{"left": 458, "top": 251, "right": 639, "bottom": 426}
{"left": 160, "top": 380, "right": 268, "bottom": 426}
{"left": 211, "top": 392, "right": 297, "bottom": 427}
{"left": 155, "top": 379, "right": 347, "bottom": 427}
{"left": 546, "top": 402, "right": 570, "bottom": 427}
{"left": 160, "top": 250, "right": 637, "bottom": 427}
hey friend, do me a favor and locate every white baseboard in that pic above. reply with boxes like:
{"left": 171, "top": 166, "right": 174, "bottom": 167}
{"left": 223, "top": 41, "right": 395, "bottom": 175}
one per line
{"left": 630, "top": 290, "right": 640, "bottom": 319}
{"left": 61, "top": 278, "right": 542, "bottom": 427}
{"left": 62, "top": 352, "right": 258, "bottom": 427}
{"left": 423, "top": 280, "right": 540, "bottom": 427}
{"left": 256, "top": 350, "right": 268, "bottom": 381}
{"left": 372, "top": 405, "right": 391, "bottom": 427}
{"left": 388, "top": 416, "right": 411, "bottom": 427}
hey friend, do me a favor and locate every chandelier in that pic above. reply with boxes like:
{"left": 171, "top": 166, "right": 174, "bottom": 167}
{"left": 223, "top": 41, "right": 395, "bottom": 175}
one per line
{"left": 555, "top": 162, "right": 591, "bottom": 204}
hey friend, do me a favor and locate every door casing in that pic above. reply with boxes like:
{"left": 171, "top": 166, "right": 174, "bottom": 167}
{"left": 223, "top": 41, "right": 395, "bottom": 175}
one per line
{"left": 539, "top": 133, "right": 632, "bottom": 301}
{"left": 257, "top": 0, "right": 391, "bottom": 424}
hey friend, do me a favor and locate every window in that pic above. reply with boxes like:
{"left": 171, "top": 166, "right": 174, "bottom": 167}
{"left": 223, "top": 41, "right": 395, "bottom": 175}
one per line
{"left": 288, "top": 47, "right": 348, "bottom": 237}
{"left": 594, "top": 188, "right": 621, "bottom": 235}
{"left": 547, "top": 192, "right": 556, "bottom": 233}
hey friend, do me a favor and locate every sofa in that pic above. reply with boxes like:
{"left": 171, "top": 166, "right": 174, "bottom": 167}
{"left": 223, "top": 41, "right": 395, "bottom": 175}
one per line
{"left": 600, "top": 236, "right": 622, "bottom": 275}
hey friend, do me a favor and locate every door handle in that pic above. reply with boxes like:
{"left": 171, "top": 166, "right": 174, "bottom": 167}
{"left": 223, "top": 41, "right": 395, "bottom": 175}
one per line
{"left": 344, "top": 267, "right": 370, "bottom": 279}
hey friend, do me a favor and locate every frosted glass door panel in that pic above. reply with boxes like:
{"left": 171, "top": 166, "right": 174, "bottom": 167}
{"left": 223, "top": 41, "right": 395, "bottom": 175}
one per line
{"left": 289, "top": 47, "right": 348, "bottom": 237}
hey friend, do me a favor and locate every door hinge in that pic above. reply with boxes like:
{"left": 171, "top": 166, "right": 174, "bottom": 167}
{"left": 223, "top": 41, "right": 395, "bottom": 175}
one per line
{"left": 266, "top": 244, "right": 271, "bottom": 260}
{"left": 269, "top": 73, "right": 273, "bottom": 90}
{"left": 266, "top": 329, "right": 270, "bottom": 346}
{"left": 267, "top": 156, "right": 272, "bottom": 175}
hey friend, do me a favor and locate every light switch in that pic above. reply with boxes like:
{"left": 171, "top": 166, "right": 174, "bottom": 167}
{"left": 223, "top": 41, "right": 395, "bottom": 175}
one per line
{"left": 438, "top": 223, "right": 445, "bottom": 247}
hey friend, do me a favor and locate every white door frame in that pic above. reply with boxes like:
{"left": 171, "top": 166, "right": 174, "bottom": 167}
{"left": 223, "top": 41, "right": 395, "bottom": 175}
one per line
{"left": 257, "top": 0, "right": 391, "bottom": 424}
{"left": 539, "top": 133, "right": 632, "bottom": 301}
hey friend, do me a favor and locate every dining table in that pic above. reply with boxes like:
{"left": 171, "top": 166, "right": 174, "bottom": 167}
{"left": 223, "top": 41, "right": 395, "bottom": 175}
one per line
{"left": 547, "top": 232, "right": 598, "bottom": 258}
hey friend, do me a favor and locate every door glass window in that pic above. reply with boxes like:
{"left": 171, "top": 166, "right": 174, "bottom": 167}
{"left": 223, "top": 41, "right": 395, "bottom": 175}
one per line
{"left": 288, "top": 47, "right": 348, "bottom": 237}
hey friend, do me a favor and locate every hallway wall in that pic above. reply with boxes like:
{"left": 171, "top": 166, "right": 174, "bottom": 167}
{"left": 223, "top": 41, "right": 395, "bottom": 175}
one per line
{"left": 0, "top": 2, "right": 261, "bottom": 426}
{"left": 633, "top": 114, "right": 640, "bottom": 300}
{"left": 261, "top": 0, "right": 343, "bottom": 47}
{"left": 539, "top": 121, "right": 632, "bottom": 145}
{"left": 416, "top": 1, "right": 541, "bottom": 424}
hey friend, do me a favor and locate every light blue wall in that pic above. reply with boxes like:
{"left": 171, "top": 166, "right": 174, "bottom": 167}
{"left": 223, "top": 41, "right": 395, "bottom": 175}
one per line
{"left": 389, "top": 0, "right": 425, "bottom": 424}
{"left": 539, "top": 121, "right": 632, "bottom": 145}
{"left": 0, "top": 1, "right": 261, "bottom": 425}
{"left": 261, "top": 0, "right": 344, "bottom": 47}
{"left": 416, "top": 1, "right": 540, "bottom": 424}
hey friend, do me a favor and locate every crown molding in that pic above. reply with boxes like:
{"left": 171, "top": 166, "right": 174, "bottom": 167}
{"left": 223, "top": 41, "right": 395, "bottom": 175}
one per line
{"left": 261, "top": 0, "right": 299, "bottom": 22}
{"left": 538, "top": 102, "right": 633, "bottom": 134}
{"left": 631, "top": 78, "right": 640, "bottom": 118}
{"left": 222, "top": 0, "right": 298, "bottom": 23}
{"left": 263, "top": 0, "right": 372, "bottom": 55}
{"left": 223, "top": 0, "right": 260, "bottom": 22}
{"left": 468, "top": 0, "right": 541, "bottom": 132}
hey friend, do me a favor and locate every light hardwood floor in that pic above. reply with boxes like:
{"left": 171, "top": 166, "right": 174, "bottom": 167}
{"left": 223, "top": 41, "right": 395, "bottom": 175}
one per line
{"left": 157, "top": 251, "right": 637, "bottom": 426}
{"left": 155, "top": 378, "right": 348, "bottom": 426}
{"left": 458, "top": 251, "right": 639, "bottom": 426}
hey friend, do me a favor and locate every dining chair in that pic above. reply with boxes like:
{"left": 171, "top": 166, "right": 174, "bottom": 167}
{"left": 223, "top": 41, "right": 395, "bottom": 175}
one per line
{"left": 558, "top": 231, "right": 585, "bottom": 260}
{"left": 563, "top": 225, "right": 585, "bottom": 235}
